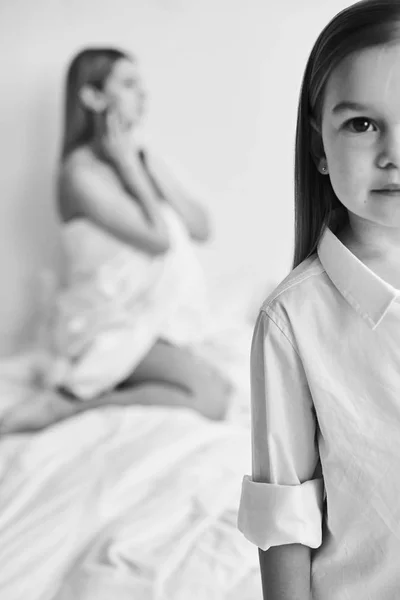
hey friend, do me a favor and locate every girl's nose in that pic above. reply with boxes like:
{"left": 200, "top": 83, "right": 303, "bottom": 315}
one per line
{"left": 377, "top": 129, "right": 400, "bottom": 170}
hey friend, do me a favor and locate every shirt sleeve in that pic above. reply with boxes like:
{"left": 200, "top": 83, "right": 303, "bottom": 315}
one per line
{"left": 237, "top": 308, "right": 324, "bottom": 551}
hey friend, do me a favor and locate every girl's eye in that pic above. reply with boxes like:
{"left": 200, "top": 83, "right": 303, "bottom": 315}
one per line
{"left": 343, "top": 117, "right": 377, "bottom": 133}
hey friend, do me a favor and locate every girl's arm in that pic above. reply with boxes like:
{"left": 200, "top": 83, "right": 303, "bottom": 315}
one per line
{"left": 238, "top": 310, "right": 323, "bottom": 600}
{"left": 259, "top": 545, "right": 312, "bottom": 600}
{"left": 143, "top": 151, "right": 211, "bottom": 242}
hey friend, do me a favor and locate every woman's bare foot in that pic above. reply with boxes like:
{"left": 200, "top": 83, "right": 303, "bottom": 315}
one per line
{"left": 0, "top": 390, "right": 78, "bottom": 434}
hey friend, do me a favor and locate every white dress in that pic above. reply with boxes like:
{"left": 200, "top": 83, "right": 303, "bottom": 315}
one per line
{"left": 52, "top": 203, "right": 212, "bottom": 400}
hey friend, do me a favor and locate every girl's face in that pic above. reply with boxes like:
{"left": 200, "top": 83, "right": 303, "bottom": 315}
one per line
{"left": 320, "top": 42, "right": 400, "bottom": 230}
{"left": 102, "top": 58, "right": 145, "bottom": 128}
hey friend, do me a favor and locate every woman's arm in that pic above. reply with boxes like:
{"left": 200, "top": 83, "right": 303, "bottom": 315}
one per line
{"left": 143, "top": 151, "right": 211, "bottom": 242}
{"left": 60, "top": 159, "right": 170, "bottom": 256}
{"left": 112, "top": 153, "right": 171, "bottom": 230}
{"left": 259, "top": 545, "right": 312, "bottom": 600}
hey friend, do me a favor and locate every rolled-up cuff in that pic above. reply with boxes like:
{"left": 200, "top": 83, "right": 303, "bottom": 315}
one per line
{"left": 237, "top": 475, "right": 324, "bottom": 550}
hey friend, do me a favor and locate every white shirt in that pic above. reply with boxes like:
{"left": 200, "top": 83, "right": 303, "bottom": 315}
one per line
{"left": 238, "top": 226, "right": 400, "bottom": 600}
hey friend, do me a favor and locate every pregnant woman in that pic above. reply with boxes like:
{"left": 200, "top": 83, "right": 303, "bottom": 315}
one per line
{"left": 52, "top": 47, "right": 232, "bottom": 420}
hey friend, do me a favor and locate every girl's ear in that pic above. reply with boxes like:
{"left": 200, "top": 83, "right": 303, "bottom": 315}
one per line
{"left": 309, "top": 117, "right": 326, "bottom": 171}
{"left": 79, "top": 85, "right": 107, "bottom": 113}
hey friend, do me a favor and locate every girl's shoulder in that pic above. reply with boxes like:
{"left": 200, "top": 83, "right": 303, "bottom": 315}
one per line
{"left": 253, "top": 254, "right": 333, "bottom": 350}
{"left": 259, "top": 253, "right": 329, "bottom": 321}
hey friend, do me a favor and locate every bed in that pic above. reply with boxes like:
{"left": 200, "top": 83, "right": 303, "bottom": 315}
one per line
{"left": 0, "top": 280, "right": 264, "bottom": 600}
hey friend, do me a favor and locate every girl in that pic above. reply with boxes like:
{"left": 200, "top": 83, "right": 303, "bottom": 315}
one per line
{"left": 51, "top": 47, "right": 232, "bottom": 421}
{"left": 238, "top": 1, "right": 400, "bottom": 598}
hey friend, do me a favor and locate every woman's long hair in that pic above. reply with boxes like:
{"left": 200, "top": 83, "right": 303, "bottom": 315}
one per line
{"left": 293, "top": 0, "right": 400, "bottom": 268}
{"left": 61, "top": 47, "right": 131, "bottom": 160}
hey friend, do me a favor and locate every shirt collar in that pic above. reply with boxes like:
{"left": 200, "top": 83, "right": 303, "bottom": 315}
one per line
{"left": 317, "top": 227, "right": 399, "bottom": 329}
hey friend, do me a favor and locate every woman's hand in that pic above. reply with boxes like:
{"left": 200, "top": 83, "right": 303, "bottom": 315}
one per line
{"left": 143, "top": 151, "right": 211, "bottom": 242}
{"left": 0, "top": 390, "right": 78, "bottom": 435}
{"left": 99, "top": 109, "right": 159, "bottom": 204}
{"left": 96, "top": 112, "right": 170, "bottom": 238}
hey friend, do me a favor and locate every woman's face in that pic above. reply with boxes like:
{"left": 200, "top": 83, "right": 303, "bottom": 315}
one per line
{"left": 102, "top": 58, "right": 145, "bottom": 128}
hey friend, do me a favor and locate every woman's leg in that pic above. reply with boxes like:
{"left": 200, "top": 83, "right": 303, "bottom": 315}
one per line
{"left": 113, "top": 340, "right": 232, "bottom": 420}
{"left": 75, "top": 384, "right": 194, "bottom": 415}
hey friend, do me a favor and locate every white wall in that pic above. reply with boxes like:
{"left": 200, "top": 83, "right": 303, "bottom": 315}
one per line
{"left": 0, "top": 0, "right": 351, "bottom": 349}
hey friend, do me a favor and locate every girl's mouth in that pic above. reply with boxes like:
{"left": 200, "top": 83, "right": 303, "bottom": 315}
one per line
{"left": 372, "top": 185, "right": 400, "bottom": 195}
{"left": 373, "top": 190, "right": 400, "bottom": 196}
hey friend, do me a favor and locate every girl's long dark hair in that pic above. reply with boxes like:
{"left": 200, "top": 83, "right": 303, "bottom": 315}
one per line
{"left": 293, "top": 0, "right": 400, "bottom": 268}
{"left": 61, "top": 47, "right": 131, "bottom": 160}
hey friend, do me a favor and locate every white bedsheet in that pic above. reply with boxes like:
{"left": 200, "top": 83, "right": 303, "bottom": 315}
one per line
{"left": 0, "top": 407, "right": 259, "bottom": 600}
{"left": 0, "top": 323, "right": 261, "bottom": 600}
{"left": 54, "top": 203, "right": 214, "bottom": 400}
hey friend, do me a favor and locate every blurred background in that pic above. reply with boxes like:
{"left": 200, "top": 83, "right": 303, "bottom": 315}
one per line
{"left": 0, "top": 0, "right": 351, "bottom": 347}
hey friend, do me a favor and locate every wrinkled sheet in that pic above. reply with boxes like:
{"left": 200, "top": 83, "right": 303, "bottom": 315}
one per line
{"left": 0, "top": 323, "right": 261, "bottom": 600}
